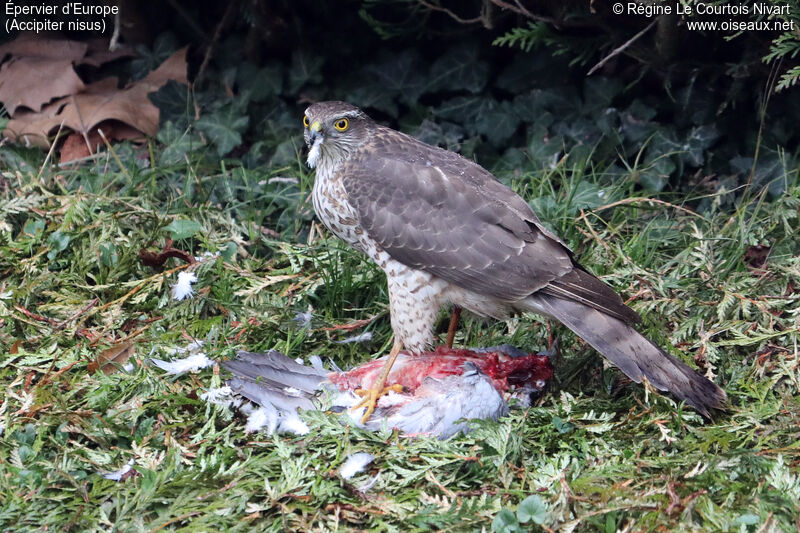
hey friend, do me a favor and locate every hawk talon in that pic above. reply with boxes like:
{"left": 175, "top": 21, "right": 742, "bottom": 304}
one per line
{"left": 352, "top": 384, "right": 404, "bottom": 424}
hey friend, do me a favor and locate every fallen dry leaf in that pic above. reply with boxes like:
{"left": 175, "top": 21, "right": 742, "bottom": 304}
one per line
{"left": 139, "top": 238, "right": 195, "bottom": 268}
{"left": 743, "top": 244, "right": 771, "bottom": 275}
{"left": 89, "top": 342, "right": 135, "bottom": 375}
{"left": 3, "top": 47, "right": 188, "bottom": 149}
{"left": 79, "top": 38, "right": 136, "bottom": 67}
{"left": 59, "top": 120, "right": 144, "bottom": 163}
{"left": 0, "top": 37, "right": 88, "bottom": 62}
{"left": 0, "top": 57, "right": 85, "bottom": 115}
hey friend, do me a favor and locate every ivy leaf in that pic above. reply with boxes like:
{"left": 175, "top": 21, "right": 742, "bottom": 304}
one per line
{"left": 568, "top": 180, "right": 612, "bottom": 213}
{"left": 287, "top": 51, "right": 324, "bottom": 93}
{"left": 99, "top": 243, "right": 118, "bottom": 267}
{"left": 237, "top": 62, "right": 283, "bottom": 102}
{"left": 434, "top": 95, "right": 482, "bottom": 123}
{"left": 527, "top": 132, "right": 563, "bottom": 169}
{"left": 621, "top": 100, "right": 658, "bottom": 143}
{"left": 270, "top": 137, "right": 302, "bottom": 167}
{"left": 163, "top": 220, "right": 203, "bottom": 240}
{"left": 583, "top": 77, "right": 622, "bottom": 112}
{"left": 149, "top": 80, "right": 192, "bottom": 129}
{"left": 157, "top": 121, "right": 206, "bottom": 164}
{"left": 220, "top": 241, "right": 237, "bottom": 262}
{"left": 552, "top": 415, "right": 574, "bottom": 434}
{"left": 495, "top": 53, "right": 552, "bottom": 92}
{"left": 639, "top": 155, "right": 676, "bottom": 192}
{"left": 517, "top": 495, "right": 548, "bottom": 525}
{"left": 346, "top": 85, "right": 399, "bottom": 118}
{"left": 682, "top": 125, "right": 719, "bottom": 166}
{"left": 22, "top": 218, "right": 45, "bottom": 239}
{"left": 426, "top": 45, "right": 489, "bottom": 94}
{"left": 195, "top": 105, "right": 249, "bottom": 156}
{"left": 46, "top": 231, "right": 70, "bottom": 261}
{"left": 491, "top": 509, "right": 521, "bottom": 533}
{"left": 363, "top": 51, "right": 427, "bottom": 104}
{"left": 474, "top": 99, "right": 521, "bottom": 146}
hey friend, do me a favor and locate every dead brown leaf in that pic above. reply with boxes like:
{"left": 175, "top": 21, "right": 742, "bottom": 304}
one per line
{"left": 139, "top": 238, "right": 195, "bottom": 268}
{"left": 88, "top": 342, "right": 135, "bottom": 375}
{"left": 0, "top": 38, "right": 88, "bottom": 62}
{"left": 0, "top": 57, "right": 86, "bottom": 115}
{"left": 744, "top": 244, "right": 771, "bottom": 275}
{"left": 59, "top": 120, "right": 144, "bottom": 163}
{"left": 3, "top": 48, "right": 188, "bottom": 149}
{"left": 79, "top": 38, "right": 136, "bottom": 67}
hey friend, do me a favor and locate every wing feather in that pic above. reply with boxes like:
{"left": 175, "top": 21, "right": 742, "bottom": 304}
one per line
{"left": 340, "top": 127, "right": 639, "bottom": 324}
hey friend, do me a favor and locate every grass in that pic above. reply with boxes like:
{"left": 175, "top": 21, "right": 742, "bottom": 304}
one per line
{"left": 0, "top": 141, "right": 798, "bottom": 532}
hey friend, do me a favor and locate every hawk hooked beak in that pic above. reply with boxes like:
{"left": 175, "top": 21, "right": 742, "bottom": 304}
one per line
{"left": 307, "top": 121, "right": 322, "bottom": 144}
{"left": 306, "top": 121, "right": 324, "bottom": 168}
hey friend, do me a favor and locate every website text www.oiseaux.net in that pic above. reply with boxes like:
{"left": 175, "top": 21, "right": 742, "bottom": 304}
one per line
{"left": 615, "top": 2, "right": 796, "bottom": 32}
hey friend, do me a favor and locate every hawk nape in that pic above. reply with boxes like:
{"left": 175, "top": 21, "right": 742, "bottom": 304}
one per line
{"left": 302, "top": 101, "right": 727, "bottom": 423}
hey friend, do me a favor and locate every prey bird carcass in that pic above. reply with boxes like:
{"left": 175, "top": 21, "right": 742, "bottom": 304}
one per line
{"left": 222, "top": 345, "right": 554, "bottom": 439}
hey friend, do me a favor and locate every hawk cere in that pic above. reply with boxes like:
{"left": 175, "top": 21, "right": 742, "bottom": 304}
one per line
{"left": 303, "top": 101, "right": 727, "bottom": 422}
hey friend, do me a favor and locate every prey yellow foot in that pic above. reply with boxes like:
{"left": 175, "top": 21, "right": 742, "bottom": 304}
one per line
{"left": 352, "top": 384, "right": 404, "bottom": 424}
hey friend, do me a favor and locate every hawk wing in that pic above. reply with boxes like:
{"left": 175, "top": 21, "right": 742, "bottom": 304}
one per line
{"left": 340, "top": 128, "right": 640, "bottom": 324}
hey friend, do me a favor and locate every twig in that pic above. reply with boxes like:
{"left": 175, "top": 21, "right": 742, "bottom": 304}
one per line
{"left": 37, "top": 120, "right": 65, "bottom": 181}
{"left": 577, "top": 208, "right": 614, "bottom": 257}
{"left": 319, "top": 314, "right": 382, "bottom": 332}
{"left": 14, "top": 305, "right": 58, "bottom": 326}
{"left": 587, "top": 19, "right": 657, "bottom": 76}
{"left": 489, "top": 0, "right": 557, "bottom": 24}
{"left": 94, "top": 262, "right": 192, "bottom": 315}
{"left": 195, "top": 0, "right": 238, "bottom": 83}
{"left": 109, "top": 10, "right": 121, "bottom": 51}
{"left": 55, "top": 298, "right": 99, "bottom": 329}
{"left": 417, "top": 0, "right": 486, "bottom": 25}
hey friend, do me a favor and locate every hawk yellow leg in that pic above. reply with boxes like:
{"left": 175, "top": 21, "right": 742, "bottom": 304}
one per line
{"left": 445, "top": 305, "right": 462, "bottom": 349}
{"left": 351, "top": 338, "right": 404, "bottom": 423}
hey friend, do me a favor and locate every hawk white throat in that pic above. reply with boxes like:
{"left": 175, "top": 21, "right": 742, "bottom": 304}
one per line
{"left": 303, "top": 100, "right": 727, "bottom": 422}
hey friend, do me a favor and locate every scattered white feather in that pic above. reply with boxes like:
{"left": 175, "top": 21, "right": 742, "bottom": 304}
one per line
{"left": 171, "top": 271, "right": 198, "bottom": 301}
{"left": 283, "top": 387, "right": 302, "bottom": 397}
{"left": 101, "top": 459, "right": 134, "bottom": 481}
{"left": 294, "top": 357, "right": 304, "bottom": 365}
{"left": 293, "top": 310, "right": 313, "bottom": 327}
{"left": 268, "top": 176, "right": 299, "bottom": 185}
{"left": 162, "top": 340, "right": 204, "bottom": 356}
{"left": 245, "top": 405, "right": 279, "bottom": 434}
{"left": 340, "top": 452, "right": 374, "bottom": 479}
{"left": 193, "top": 251, "right": 220, "bottom": 262}
{"left": 151, "top": 352, "right": 213, "bottom": 374}
{"left": 201, "top": 386, "right": 233, "bottom": 406}
{"left": 358, "top": 472, "right": 381, "bottom": 492}
{"left": 279, "top": 412, "right": 311, "bottom": 436}
{"left": 334, "top": 331, "right": 373, "bottom": 344}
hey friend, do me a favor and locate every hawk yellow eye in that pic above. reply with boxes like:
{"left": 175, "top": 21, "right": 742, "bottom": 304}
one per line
{"left": 303, "top": 115, "right": 310, "bottom": 128}
{"left": 334, "top": 118, "right": 349, "bottom": 131}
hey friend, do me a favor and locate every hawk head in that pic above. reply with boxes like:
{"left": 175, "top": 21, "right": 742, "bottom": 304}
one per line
{"left": 303, "top": 101, "right": 371, "bottom": 168}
